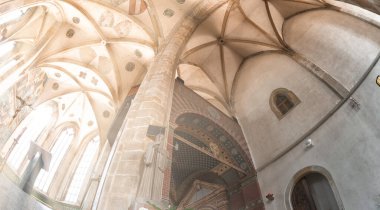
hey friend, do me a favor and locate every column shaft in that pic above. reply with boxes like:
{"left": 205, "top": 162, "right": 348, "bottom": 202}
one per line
{"left": 96, "top": 1, "right": 227, "bottom": 209}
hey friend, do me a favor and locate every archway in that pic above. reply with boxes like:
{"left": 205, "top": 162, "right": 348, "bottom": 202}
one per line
{"left": 286, "top": 166, "right": 344, "bottom": 210}
{"left": 291, "top": 173, "right": 339, "bottom": 210}
{"left": 168, "top": 110, "right": 262, "bottom": 210}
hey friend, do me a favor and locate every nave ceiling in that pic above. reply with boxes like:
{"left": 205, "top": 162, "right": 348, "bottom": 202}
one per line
{"left": 0, "top": 0, "right": 367, "bottom": 142}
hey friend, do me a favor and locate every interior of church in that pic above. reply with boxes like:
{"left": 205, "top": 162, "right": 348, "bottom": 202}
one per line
{"left": 0, "top": 0, "right": 379, "bottom": 209}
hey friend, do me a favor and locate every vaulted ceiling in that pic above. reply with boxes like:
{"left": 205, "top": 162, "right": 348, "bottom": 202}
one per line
{"left": 0, "top": 0, "right": 216, "bottom": 141}
{"left": 0, "top": 0, "right": 371, "bottom": 142}
{"left": 179, "top": 0, "right": 330, "bottom": 117}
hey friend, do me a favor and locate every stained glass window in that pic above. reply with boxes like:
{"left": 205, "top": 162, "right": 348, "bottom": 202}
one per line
{"left": 0, "top": 8, "right": 28, "bottom": 25}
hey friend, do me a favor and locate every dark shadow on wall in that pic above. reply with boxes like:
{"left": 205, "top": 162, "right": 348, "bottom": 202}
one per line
{"left": 337, "top": 0, "right": 380, "bottom": 14}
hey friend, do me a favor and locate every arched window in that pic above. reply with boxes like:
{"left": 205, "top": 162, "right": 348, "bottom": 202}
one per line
{"left": 270, "top": 88, "right": 300, "bottom": 119}
{"left": 291, "top": 173, "right": 339, "bottom": 210}
{"left": 0, "top": 41, "right": 15, "bottom": 59}
{"left": 4, "top": 105, "right": 53, "bottom": 173}
{"left": 34, "top": 127, "right": 75, "bottom": 193}
{"left": 65, "top": 135, "right": 100, "bottom": 203}
{"left": 0, "top": 7, "right": 28, "bottom": 25}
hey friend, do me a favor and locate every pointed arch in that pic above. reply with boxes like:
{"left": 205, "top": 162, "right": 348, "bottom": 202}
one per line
{"left": 2, "top": 102, "right": 58, "bottom": 174}
{"left": 34, "top": 126, "right": 76, "bottom": 193}
{"left": 64, "top": 135, "right": 100, "bottom": 204}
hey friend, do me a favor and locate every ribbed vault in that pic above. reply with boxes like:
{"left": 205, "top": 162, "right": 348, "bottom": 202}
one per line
{"left": 0, "top": 0, "right": 217, "bottom": 143}
{"left": 179, "top": 0, "right": 329, "bottom": 116}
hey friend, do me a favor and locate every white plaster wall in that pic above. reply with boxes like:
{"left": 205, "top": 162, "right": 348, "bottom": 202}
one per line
{"left": 232, "top": 8, "right": 380, "bottom": 209}
{"left": 283, "top": 9, "right": 380, "bottom": 90}
{"left": 258, "top": 61, "right": 380, "bottom": 210}
{"left": 233, "top": 53, "right": 339, "bottom": 168}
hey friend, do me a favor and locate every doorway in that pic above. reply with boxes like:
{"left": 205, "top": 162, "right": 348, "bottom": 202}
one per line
{"left": 291, "top": 173, "right": 339, "bottom": 210}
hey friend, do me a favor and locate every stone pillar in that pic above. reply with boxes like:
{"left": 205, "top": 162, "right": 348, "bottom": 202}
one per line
{"left": 161, "top": 125, "right": 175, "bottom": 204}
{"left": 20, "top": 152, "right": 42, "bottom": 194}
{"left": 96, "top": 1, "right": 227, "bottom": 210}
